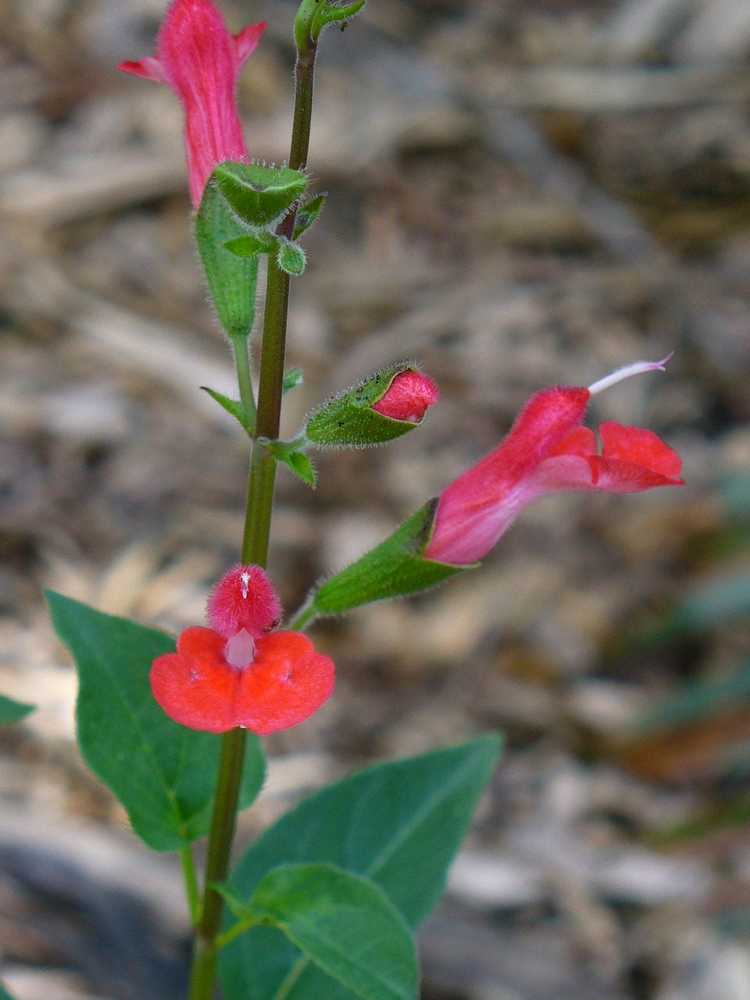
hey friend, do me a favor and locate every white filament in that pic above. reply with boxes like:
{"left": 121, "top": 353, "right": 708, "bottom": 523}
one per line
{"left": 240, "top": 570, "right": 251, "bottom": 599}
{"left": 588, "top": 352, "right": 673, "bottom": 396}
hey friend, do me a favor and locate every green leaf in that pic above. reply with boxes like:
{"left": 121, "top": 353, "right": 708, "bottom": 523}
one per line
{"left": 305, "top": 364, "right": 423, "bottom": 448}
{"left": 195, "top": 180, "right": 259, "bottom": 340}
{"left": 220, "top": 735, "right": 501, "bottom": 999}
{"left": 47, "top": 592, "right": 265, "bottom": 852}
{"left": 0, "top": 694, "right": 34, "bottom": 725}
{"left": 294, "top": 193, "right": 327, "bottom": 240}
{"left": 248, "top": 864, "right": 417, "bottom": 1000}
{"left": 261, "top": 437, "right": 316, "bottom": 488}
{"left": 215, "top": 163, "right": 308, "bottom": 228}
{"left": 0, "top": 984, "right": 17, "bottom": 1000}
{"left": 312, "top": 501, "right": 470, "bottom": 616}
{"left": 202, "top": 386, "right": 253, "bottom": 434}
{"left": 225, "top": 230, "right": 279, "bottom": 258}
{"left": 283, "top": 368, "right": 305, "bottom": 394}
{"left": 284, "top": 450, "right": 317, "bottom": 488}
{"left": 311, "top": 0, "right": 367, "bottom": 40}
{"left": 277, "top": 238, "right": 307, "bottom": 277}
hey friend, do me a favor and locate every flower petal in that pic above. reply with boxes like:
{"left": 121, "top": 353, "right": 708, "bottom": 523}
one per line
{"left": 236, "top": 632, "right": 335, "bottom": 735}
{"left": 599, "top": 422, "right": 683, "bottom": 480}
{"left": 151, "top": 627, "right": 238, "bottom": 733}
{"left": 118, "top": 57, "right": 168, "bottom": 83}
{"left": 234, "top": 22, "right": 267, "bottom": 65}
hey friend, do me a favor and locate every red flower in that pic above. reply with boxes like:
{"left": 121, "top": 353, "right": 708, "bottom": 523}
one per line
{"left": 425, "top": 357, "right": 683, "bottom": 566}
{"left": 119, "top": 0, "right": 266, "bottom": 207}
{"left": 151, "top": 566, "right": 334, "bottom": 734}
{"left": 372, "top": 370, "right": 440, "bottom": 423}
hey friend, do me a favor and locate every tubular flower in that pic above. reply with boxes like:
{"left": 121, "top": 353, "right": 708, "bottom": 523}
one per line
{"left": 119, "top": 0, "right": 266, "bottom": 208}
{"left": 372, "top": 370, "right": 440, "bottom": 423}
{"left": 425, "top": 356, "right": 683, "bottom": 567}
{"left": 151, "top": 566, "right": 334, "bottom": 734}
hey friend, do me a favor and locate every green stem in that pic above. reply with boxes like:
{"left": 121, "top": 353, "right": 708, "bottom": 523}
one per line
{"left": 187, "top": 40, "right": 319, "bottom": 1000}
{"left": 286, "top": 597, "right": 318, "bottom": 632}
{"left": 231, "top": 335, "right": 257, "bottom": 431}
{"left": 180, "top": 846, "right": 201, "bottom": 927}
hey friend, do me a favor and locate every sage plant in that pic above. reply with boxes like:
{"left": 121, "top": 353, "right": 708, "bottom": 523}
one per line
{"left": 30, "top": 1, "right": 685, "bottom": 998}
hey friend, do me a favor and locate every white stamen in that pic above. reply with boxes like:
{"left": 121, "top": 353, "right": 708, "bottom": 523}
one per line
{"left": 588, "top": 352, "right": 674, "bottom": 396}
{"left": 240, "top": 570, "right": 251, "bottom": 600}
{"left": 225, "top": 629, "right": 255, "bottom": 669}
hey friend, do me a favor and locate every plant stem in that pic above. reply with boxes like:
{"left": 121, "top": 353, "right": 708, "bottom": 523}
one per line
{"left": 187, "top": 40, "right": 319, "bottom": 1000}
{"left": 231, "top": 335, "right": 257, "bottom": 431}
{"left": 286, "top": 597, "right": 317, "bottom": 632}
{"left": 180, "top": 846, "right": 201, "bottom": 927}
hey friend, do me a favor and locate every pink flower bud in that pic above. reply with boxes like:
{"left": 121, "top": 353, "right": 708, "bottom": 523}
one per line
{"left": 207, "top": 565, "right": 281, "bottom": 639}
{"left": 119, "top": 0, "right": 266, "bottom": 207}
{"left": 372, "top": 370, "right": 439, "bottom": 423}
{"left": 425, "top": 357, "right": 683, "bottom": 566}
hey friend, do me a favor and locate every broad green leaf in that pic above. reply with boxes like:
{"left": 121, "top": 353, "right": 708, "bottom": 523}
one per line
{"left": 277, "top": 239, "right": 306, "bottom": 277}
{"left": 283, "top": 368, "right": 304, "bottom": 394}
{"left": 215, "top": 163, "right": 308, "bottom": 228}
{"left": 195, "top": 180, "right": 259, "bottom": 340}
{"left": 47, "top": 592, "right": 265, "bottom": 852}
{"left": 249, "top": 864, "right": 417, "bottom": 1000}
{"left": 294, "top": 193, "right": 327, "bottom": 240}
{"left": 225, "top": 230, "right": 279, "bottom": 258}
{"left": 220, "top": 735, "right": 501, "bottom": 999}
{"left": 202, "top": 386, "right": 253, "bottom": 434}
{"left": 0, "top": 694, "right": 34, "bottom": 725}
{"left": 305, "top": 364, "right": 427, "bottom": 448}
{"left": 0, "top": 984, "right": 17, "bottom": 1000}
{"left": 312, "top": 501, "right": 469, "bottom": 616}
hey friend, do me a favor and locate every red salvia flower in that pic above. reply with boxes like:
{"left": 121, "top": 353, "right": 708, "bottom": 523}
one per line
{"left": 425, "top": 356, "right": 683, "bottom": 566}
{"left": 119, "top": 0, "right": 266, "bottom": 207}
{"left": 151, "top": 566, "right": 334, "bottom": 734}
{"left": 372, "top": 370, "right": 440, "bottom": 423}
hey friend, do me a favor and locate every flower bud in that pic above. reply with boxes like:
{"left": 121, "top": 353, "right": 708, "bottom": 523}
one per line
{"left": 305, "top": 364, "right": 439, "bottom": 448}
{"left": 371, "top": 370, "right": 439, "bottom": 423}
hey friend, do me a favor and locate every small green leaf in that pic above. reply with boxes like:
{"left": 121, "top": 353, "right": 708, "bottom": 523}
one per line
{"left": 277, "top": 239, "right": 307, "bottom": 277}
{"left": 306, "top": 364, "right": 422, "bottom": 448}
{"left": 263, "top": 438, "right": 317, "bottom": 488}
{"left": 215, "top": 163, "right": 308, "bottom": 228}
{"left": 0, "top": 694, "right": 34, "bottom": 725}
{"left": 294, "top": 193, "right": 327, "bottom": 239}
{"left": 47, "top": 593, "right": 266, "bottom": 852}
{"left": 225, "top": 230, "right": 279, "bottom": 258}
{"left": 249, "top": 864, "right": 418, "bottom": 1000}
{"left": 311, "top": 0, "right": 367, "bottom": 40}
{"left": 195, "top": 180, "right": 259, "bottom": 339}
{"left": 312, "top": 501, "right": 470, "bottom": 616}
{"left": 283, "top": 368, "right": 305, "bottom": 394}
{"left": 202, "top": 386, "right": 253, "bottom": 434}
{"left": 222, "top": 736, "right": 501, "bottom": 999}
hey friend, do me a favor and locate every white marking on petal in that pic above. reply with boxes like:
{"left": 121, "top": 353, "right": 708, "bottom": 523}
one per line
{"left": 240, "top": 571, "right": 251, "bottom": 599}
{"left": 225, "top": 629, "right": 255, "bottom": 669}
{"left": 588, "top": 353, "right": 673, "bottom": 396}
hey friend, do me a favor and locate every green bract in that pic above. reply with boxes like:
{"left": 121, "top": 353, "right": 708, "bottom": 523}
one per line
{"left": 306, "top": 364, "right": 425, "bottom": 448}
{"left": 302, "top": 501, "right": 471, "bottom": 619}
{"left": 195, "top": 179, "right": 259, "bottom": 340}
{"left": 215, "top": 163, "right": 308, "bottom": 228}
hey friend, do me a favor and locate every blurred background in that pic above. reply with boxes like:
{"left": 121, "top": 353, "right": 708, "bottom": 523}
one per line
{"left": 1, "top": 0, "right": 750, "bottom": 996}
